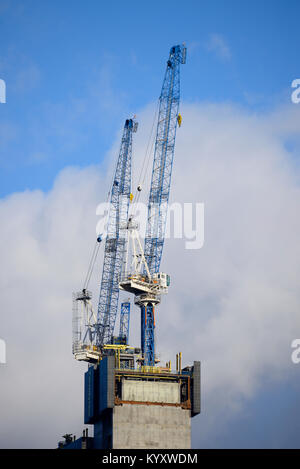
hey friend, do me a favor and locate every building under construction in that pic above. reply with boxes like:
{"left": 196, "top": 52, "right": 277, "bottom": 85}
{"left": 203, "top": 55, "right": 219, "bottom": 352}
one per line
{"left": 60, "top": 352, "right": 200, "bottom": 449}
{"left": 59, "top": 44, "right": 200, "bottom": 450}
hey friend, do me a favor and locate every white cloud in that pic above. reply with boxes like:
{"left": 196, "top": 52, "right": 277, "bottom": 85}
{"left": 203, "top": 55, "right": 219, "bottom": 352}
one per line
{"left": 0, "top": 102, "right": 300, "bottom": 448}
{"left": 206, "top": 33, "right": 231, "bottom": 61}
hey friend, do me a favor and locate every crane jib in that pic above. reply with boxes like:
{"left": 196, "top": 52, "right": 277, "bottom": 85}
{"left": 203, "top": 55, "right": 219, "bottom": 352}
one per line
{"left": 144, "top": 45, "right": 186, "bottom": 274}
{"left": 97, "top": 119, "right": 136, "bottom": 346}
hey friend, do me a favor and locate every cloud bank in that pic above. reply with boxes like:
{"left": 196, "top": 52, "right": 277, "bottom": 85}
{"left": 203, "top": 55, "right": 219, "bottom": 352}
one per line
{"left": 0, "top": 101, "right": 300, "bottom": 448}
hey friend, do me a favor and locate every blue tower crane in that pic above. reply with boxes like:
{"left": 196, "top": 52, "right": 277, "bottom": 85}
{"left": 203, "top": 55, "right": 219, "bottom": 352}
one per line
{"left": 141, "top": 44, "right": 186, "bottom": 365}
{"left": 72, "top": 118, "right": 137, "bottom": 363}
{"left": 119, "top": 45, "right": 186, "bottom": 367}
{"left": 96, "top": 118, "right": 137, "bottom": 347}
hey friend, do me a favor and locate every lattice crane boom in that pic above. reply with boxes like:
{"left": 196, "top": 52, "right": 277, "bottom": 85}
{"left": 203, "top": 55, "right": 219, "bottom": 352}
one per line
{"left": 144, "top": 44, "right": 186, "bottom": 275}
{"left": 72, "top": 118, "right": 137, "bottom": 363}
{"left": 96, "top": 118, "right": 137, "bottom": 346}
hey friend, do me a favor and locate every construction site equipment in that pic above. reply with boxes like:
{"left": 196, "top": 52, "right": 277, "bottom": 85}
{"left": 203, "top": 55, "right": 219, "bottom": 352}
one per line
{"left": 63, "top": 44, "right": 201, "bottom": 451}
{"left": 72, "top": 118, "right": 137, "bottom": 362}
{"left": 120, "top": 44, "right": 186, "bottom": 366}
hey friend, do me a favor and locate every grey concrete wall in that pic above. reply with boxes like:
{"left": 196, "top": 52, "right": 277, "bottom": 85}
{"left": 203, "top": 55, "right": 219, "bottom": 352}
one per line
{"left": 122, "top": 380, "right": 180, "bottom": 404}
{"left": 113, "top": 404, "right": 191, "bottom": 449}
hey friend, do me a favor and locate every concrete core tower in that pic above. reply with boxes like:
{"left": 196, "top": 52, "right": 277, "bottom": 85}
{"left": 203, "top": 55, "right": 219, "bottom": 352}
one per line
{"left": 85, "top": 353, "right": 200, "bottom": 449}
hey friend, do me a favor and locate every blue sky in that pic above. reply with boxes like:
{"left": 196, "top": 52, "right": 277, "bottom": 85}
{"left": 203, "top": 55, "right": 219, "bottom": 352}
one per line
{"left": 1, "top": 0, "right": 300, "bottom": 449}
{"left": 0, "top": 0, "right": 299, "bottom": 197}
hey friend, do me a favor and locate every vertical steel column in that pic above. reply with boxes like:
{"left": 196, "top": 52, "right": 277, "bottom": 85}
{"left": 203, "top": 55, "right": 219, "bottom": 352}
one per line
{"left": 119, "top": 301, "right": 130, "bottom": 344}
{"left": 141, "top": 303, "right": 155, "bottom": 366}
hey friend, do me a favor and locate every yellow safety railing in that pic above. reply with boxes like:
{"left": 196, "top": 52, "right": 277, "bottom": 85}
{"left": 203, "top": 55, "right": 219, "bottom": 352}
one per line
{"left": 140, "top": 366, "right": 161, "bottom": 374}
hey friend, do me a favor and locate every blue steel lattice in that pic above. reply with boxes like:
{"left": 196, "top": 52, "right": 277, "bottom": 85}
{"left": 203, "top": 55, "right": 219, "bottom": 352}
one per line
{"left": 119, "top": 301, "right": 130, "bottom": 344}
{"left": 141, "top": 304, "right": 155, "bottom": 366}
{"left": 144, "top": 44, "right": 186, "bottom": 275}
{"left": 141, "top": 45, "right": 186, "bottom": 366}
{"left": 97, "top": 119, "right": 136, "bottom": 346}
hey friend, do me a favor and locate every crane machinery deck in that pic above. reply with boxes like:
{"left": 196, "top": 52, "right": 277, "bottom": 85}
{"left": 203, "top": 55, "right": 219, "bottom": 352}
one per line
{"left": 59, "top": 44, "right": 200, "bottom": 450}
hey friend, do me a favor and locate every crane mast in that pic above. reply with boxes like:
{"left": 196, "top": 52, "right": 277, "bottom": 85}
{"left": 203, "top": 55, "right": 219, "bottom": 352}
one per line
{"left": 118, "top": 300, "right": 130, "bottom": 344}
